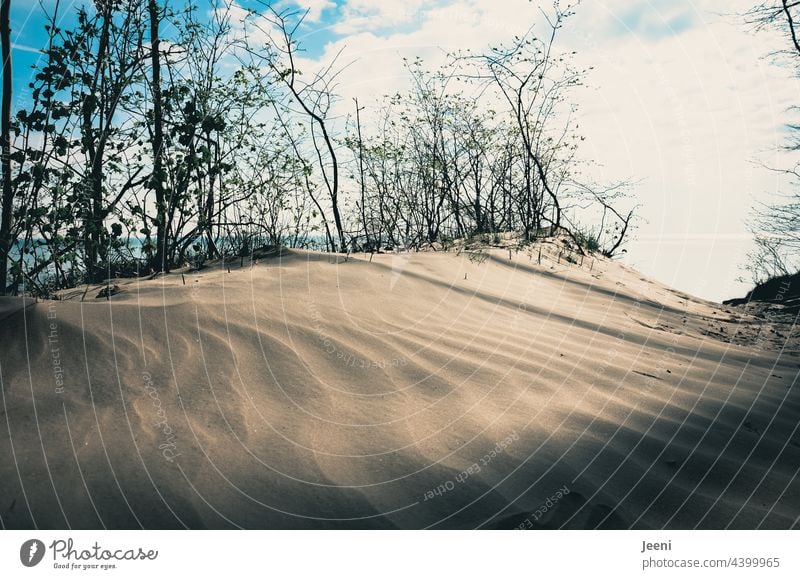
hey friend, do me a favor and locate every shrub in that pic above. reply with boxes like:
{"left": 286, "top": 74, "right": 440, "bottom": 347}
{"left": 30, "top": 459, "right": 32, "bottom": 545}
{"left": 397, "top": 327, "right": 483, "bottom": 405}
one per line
{"left": 574, "top": 228, "right": 600, "bottom": 253}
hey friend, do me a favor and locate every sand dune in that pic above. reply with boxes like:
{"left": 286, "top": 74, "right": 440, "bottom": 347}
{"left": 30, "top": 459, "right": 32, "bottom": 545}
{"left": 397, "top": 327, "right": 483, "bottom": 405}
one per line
{"left": 1, "top": 243, "right": 798, "bottom": 529}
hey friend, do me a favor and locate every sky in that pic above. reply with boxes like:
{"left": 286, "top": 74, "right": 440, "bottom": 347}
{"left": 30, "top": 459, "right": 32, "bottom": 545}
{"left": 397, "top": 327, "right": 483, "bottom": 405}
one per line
{"left": 8, "top": 0, "right": 800, "bottom": 302}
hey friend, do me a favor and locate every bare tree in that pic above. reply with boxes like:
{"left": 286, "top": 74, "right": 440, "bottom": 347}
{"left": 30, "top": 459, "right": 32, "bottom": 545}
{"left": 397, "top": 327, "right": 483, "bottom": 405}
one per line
{"left": 243, "top": 4, "right": 347, "bottom": 252}
{"left": 460, "top": 3, "right": 583, "bottom": 239}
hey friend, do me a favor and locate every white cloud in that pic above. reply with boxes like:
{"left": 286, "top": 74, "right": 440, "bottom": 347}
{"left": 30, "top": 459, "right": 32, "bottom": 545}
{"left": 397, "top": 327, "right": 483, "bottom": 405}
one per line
{"left": 561, "top": 0, "right": 799, "bottom": 300}
{"left": 293, "top": 0, "right": 336, "bottom": 23}
{"left": 332, "top": 0, "right": 430, "bottom": 34}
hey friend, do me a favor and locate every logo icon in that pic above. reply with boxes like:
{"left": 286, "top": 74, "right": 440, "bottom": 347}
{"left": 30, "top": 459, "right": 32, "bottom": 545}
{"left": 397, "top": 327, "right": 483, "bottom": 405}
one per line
{"left": 20, "top": 539, "right": 45, "bottom": 567}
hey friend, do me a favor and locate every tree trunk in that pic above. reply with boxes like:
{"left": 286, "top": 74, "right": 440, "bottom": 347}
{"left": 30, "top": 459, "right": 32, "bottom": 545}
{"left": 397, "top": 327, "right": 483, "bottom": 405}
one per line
{"left": 81, "top": 6, "right": 111, "bottom": 283}
{"left": 149, "top": 0, "right": 167, "bottom": 273}
{"left": 354, "top": 98, "right": 369, "bottom": 248}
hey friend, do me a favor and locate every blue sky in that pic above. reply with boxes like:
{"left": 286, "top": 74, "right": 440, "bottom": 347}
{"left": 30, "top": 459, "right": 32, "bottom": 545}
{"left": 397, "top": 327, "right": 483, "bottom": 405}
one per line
{"left": 5, "top": 0, "right": 799, "bottom": 301}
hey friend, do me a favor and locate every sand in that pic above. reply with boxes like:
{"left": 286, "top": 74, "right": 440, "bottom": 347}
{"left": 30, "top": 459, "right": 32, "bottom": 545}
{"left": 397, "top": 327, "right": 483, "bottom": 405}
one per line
{"left": 0, "top": 242, "right": 798, "bottom": 529}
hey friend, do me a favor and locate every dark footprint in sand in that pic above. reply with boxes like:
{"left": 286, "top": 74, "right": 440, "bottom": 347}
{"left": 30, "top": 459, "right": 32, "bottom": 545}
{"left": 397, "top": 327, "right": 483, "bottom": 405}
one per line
{"left": 1, "top": 498, "right": 15, "bottom": 522}
{"left": 490, "top": 491, "right": 627, "bottom": 530}
{"left": 743, "top": 421, "right": 761, "bottom": 435}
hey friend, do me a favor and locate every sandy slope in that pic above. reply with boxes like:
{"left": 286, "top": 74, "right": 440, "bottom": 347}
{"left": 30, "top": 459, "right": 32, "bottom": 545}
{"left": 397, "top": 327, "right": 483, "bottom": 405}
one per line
{"left": 1, "top": 243, "right": 798, "bottom": 529}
